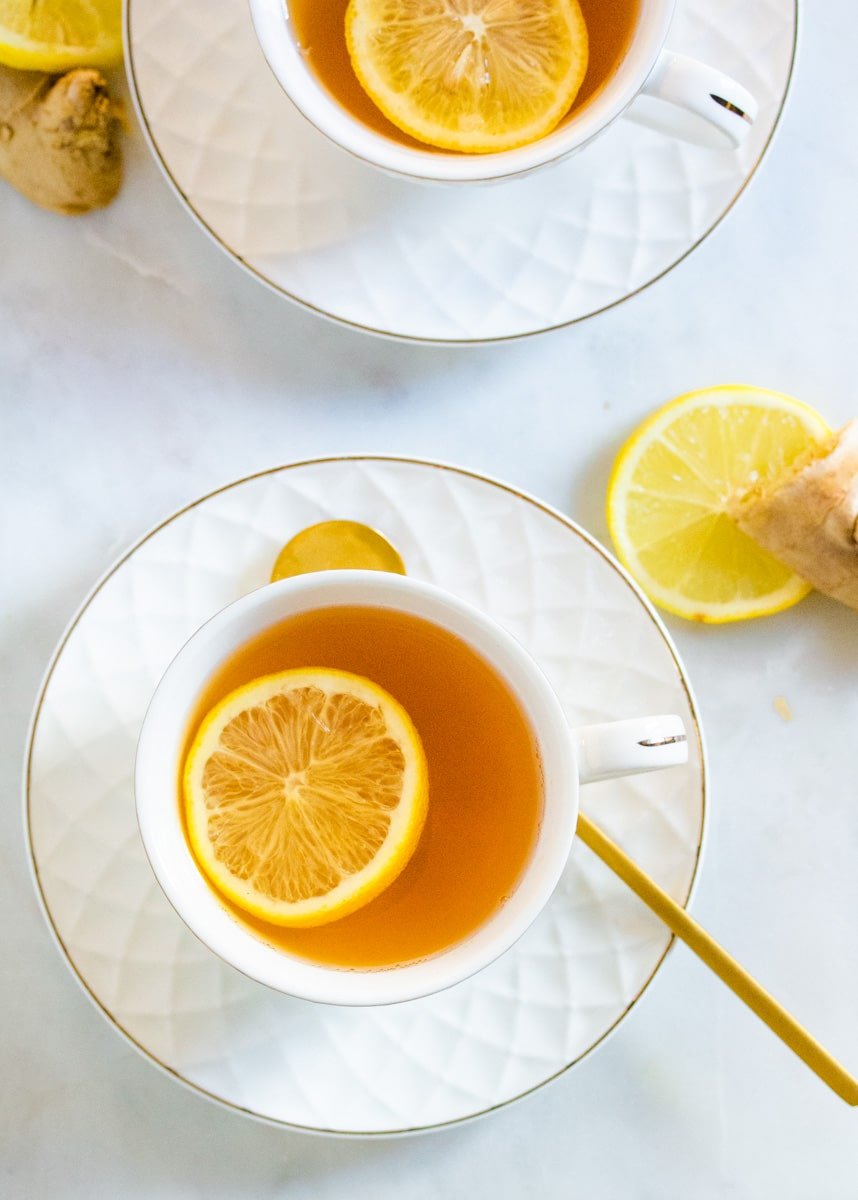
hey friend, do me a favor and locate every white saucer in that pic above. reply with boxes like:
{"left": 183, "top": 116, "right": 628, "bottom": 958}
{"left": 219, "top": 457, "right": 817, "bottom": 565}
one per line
{"left": 126, "top": 0, "right": 796, "bottom": 343}
{"left": 26, "top": 458, "right": 706, "bottom": 1135}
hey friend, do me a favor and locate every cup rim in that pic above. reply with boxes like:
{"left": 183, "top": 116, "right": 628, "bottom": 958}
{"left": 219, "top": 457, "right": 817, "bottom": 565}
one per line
{"left": 135, "top": 571, "right": 578, "bottom": 1006}
{"left": 248, "top": 0, "right": 677, "bottom": 183}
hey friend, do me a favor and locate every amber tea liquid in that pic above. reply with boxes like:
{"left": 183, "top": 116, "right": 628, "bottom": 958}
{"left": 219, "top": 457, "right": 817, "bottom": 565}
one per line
{"left": 288, "top": 0, "right": 642, "bottom": 149}
{"left": 182, "top": 605, "right": 543, "bottom": 969}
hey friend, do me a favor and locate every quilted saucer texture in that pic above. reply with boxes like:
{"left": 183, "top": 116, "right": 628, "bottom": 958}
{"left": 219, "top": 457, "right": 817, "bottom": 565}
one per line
{"left": 27, "top": 459, "right": 705, "bottom": 1134}
{"left": 126, "top": 0, "right": 796, "bottom": 341}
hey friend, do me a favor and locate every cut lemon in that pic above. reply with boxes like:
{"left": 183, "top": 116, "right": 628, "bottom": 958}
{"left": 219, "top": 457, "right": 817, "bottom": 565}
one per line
{"left": 607, "top": 386, "right": 831, "bottom": 623}
{"left": 184, "top": 668, "right": 428, "bottom": 927}
{"left": 0, "top": 0, "right": 121, "bottom": 71}
{"left": 345, "top": 0, "right": 589, "bottom": 154}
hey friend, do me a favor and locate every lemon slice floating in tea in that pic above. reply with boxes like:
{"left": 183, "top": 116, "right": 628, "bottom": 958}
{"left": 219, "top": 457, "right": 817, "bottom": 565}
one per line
{"left": 607, "top": 385, "right": 831, "bottom": 624}
{"left": 184, "top": 668, "right": 428, "bottom": 927}
{"left": 345, "top": 0, "right": 589, "bottom": 153}
{"left": 0, "top": 0, "right": 121, "bottom": 70}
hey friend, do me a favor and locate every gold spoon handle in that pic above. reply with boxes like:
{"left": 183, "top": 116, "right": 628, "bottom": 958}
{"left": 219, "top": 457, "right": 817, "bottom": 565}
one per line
{"left": 576, "top": 812, "right": 858, "bottom": 1106}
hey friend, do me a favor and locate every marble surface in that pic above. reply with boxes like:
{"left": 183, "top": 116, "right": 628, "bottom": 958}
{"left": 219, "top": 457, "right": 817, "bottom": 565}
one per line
{"left": 2, "top": 5, "right": 857, "bottom": 1196}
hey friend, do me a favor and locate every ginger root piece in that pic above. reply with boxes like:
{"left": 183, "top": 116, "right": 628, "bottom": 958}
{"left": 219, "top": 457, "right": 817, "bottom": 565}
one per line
{"left": 0, "top": 65, "right": 122, "bottom": 214}
{"left": 734, "top": 421, "right": 858, "bottom": 610}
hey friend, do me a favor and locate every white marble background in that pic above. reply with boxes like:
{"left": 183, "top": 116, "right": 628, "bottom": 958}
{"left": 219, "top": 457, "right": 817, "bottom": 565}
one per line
{"left": 2, "top": 4, "right": 857, "bottom": 1197}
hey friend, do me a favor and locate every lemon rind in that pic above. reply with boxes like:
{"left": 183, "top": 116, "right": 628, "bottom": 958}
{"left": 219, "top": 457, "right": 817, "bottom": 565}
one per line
{"left": 0, "top": 28, "right": 122, "bottom": 71}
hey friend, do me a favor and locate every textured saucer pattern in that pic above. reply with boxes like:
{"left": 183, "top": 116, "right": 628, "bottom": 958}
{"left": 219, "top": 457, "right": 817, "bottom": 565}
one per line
{"left": 126, "top": 0, "right": 796, "bottom": 341}
{"left": 27, "top": 460, "right": 705, "bottom": 1134}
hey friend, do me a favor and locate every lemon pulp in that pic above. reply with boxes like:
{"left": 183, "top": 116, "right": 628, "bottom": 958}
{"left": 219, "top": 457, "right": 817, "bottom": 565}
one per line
{"left": 345, "top": 0, "right": 589, "bottom": 153}
{"left": 184, "top": 668, "right": 428, "bottom": 927}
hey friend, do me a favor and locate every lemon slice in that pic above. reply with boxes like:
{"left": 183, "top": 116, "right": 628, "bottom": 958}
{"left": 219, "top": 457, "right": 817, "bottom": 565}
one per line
{"left": 607, "top": 386, "right": 831, "bottom": 623}
{"left": 345, "top": 0, "right": 589, "bottom": 154}
{"left": 184, "top": 668, "right": 428, "bottom": 927}
{"left": 0, "top": 0, "right": 121, "bottom": 71}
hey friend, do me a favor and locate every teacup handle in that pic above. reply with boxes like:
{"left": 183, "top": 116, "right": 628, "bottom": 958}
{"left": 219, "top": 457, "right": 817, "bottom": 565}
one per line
{"left": 629, "top": 49, "right": 758, "bottom": 148}
{"left": 574, "top": 715, "right": 688, "bottom": 784}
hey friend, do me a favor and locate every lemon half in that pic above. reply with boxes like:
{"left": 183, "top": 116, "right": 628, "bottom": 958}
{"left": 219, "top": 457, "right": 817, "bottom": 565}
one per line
{"left": 607, "top": 385, "right": 831, "bottom": 623}
{"left": 345, "top": 0, "right": 589, "bottom": 154}
{"left": 184, "top": 668, "right": 428, "bottom": 927}
{"left": 0, "top": 0, "right": 121, "bottom": 71}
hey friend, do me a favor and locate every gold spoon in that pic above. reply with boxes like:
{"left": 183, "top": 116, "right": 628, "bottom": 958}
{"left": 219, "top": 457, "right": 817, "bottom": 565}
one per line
{"left": 576, "top": 814, "right": 857, "bottom": 1105}
{"left": 271, "top": 519, "right": 406, "bottom": 581}
{"left": 273, "top": 521, "right": 858, "bottom": 1104}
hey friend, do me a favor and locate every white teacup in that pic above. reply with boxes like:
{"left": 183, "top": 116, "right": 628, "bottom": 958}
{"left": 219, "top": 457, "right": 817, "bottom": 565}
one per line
{"left": 249, "top": 0, "right": 758, "bottom": 185}
{"left": 136, "top": 571, "right": 688, "bottom": 1006}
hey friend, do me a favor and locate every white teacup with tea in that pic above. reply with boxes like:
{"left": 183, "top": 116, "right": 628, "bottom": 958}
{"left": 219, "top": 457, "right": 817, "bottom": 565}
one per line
{"left": 249, "top": 0, "right": 758, "bottom": 185}
{"left": 135, "top": 571, "right": 687, "bottom": 1006}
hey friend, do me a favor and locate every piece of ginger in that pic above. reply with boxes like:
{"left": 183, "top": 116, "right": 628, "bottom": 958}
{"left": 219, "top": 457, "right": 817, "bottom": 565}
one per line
{"left": 734, "top": 421, "right": 858, "bottom": 610}
{"left": 0, "top": 65, "right": 122, "bottom": 215}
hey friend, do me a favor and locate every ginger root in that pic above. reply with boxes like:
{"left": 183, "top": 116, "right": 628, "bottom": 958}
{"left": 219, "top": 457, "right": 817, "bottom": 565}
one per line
{"left": 0, "top": 65, "right": 122, "bottom": 214}
{"left": 734, "top": 421, "right": 858, "bottom": 610}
